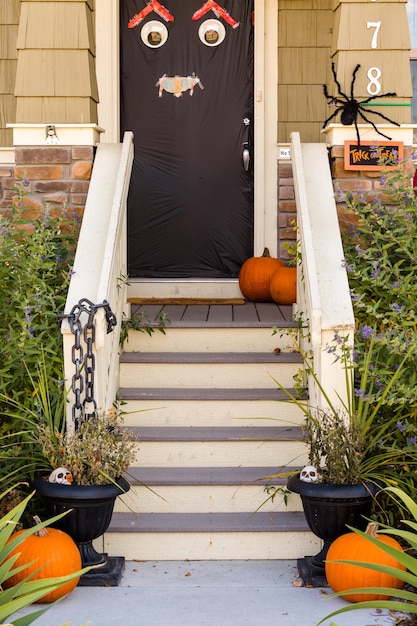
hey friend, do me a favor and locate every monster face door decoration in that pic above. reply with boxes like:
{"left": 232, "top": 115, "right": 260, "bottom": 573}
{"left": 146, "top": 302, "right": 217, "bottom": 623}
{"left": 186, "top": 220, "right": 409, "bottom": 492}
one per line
{"left": 128, "top": 0, "right": 239, "bottom": 97}
{"left": 121, "top": 0, "right": 254, "bottom": 278}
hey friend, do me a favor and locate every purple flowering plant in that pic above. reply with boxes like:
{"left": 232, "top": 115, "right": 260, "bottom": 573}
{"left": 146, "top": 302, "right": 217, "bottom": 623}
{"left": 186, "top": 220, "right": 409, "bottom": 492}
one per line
{"left": 0, "top": 177, "right": 80, "bottom": 492}
{"left": 340, "top": 161, "right": 417, "bottom": 522}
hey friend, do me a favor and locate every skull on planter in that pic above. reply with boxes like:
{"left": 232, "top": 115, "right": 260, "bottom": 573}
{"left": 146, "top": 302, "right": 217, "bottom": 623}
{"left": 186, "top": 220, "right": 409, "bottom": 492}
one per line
{"left": 48, "top": 467, "right": 73, "bottom": 485}
{"left": 300, "top": 465, "right": 319, "bottom": 483}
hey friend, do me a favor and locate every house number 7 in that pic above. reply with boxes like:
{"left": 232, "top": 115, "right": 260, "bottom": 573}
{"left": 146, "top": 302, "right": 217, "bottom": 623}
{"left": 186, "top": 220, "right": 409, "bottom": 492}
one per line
{"left": 367, "top": 21, "right": 381, "bottom": 49}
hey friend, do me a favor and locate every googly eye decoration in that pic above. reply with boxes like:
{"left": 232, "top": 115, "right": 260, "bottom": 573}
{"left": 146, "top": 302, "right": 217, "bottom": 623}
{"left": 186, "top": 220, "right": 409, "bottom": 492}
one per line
{"left": 198, "top": 19, "right": 226, "bottom": 47}
{"left": 141, "top": 20, "right": 169, "bottom": 48}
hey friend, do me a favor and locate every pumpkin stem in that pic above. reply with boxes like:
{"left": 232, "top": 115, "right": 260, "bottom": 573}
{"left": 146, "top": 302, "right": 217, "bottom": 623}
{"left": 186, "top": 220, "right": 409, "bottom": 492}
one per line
{"left": 262, "top": 248, "right": 271, "bottom": 257}
{"left": 33, "top": 515, "right": 49, "bottom": 537}
{"left": 365, "top": 522, "right": 379, "bottom": 538}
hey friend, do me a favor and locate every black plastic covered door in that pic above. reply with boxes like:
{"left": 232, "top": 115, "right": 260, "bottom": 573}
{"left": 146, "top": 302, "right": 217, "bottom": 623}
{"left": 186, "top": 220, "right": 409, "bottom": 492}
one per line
{"left": 120, "top": 0, "right": 254, "bottom": 277}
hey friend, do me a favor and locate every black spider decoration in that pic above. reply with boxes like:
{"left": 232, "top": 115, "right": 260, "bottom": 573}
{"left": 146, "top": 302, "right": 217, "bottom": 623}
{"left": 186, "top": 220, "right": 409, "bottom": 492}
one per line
{"left": 323, "top": 63, "right": 400, "bottom": 145}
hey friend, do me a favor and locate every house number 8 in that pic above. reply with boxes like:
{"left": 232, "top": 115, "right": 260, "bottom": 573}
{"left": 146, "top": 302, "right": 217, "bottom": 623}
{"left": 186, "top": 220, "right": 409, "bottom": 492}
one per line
{"left": 367, "top": 67, "right": 382, "bottom": 95}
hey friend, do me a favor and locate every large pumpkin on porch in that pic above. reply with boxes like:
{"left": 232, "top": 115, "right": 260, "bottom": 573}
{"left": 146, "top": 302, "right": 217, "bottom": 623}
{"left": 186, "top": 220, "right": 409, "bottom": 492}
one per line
{"left": 238, "top": 248, "right": 284, "bottom": 302}
{"left": 4, "top": 524, "right": 81, "bottom": 603}
{"left": 325, "top": 522, "right": 405, "bottom": 603}
{"left": 269, "top": 266, "right": 297, "bottom": 305}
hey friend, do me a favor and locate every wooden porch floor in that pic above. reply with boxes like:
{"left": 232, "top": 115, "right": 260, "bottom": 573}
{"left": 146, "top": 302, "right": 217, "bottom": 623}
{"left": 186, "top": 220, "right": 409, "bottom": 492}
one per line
{"left": 131, "top": 301, "right": 296, "bottom": 328}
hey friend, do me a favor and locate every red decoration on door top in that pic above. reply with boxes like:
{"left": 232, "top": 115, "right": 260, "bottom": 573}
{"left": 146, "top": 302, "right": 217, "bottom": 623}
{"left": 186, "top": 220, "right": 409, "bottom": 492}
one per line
{"left": 128, "top": 0, "right": 174, "bottom": 29}
{"left": 192, "top": 1, "right": 239, "bottom": 29}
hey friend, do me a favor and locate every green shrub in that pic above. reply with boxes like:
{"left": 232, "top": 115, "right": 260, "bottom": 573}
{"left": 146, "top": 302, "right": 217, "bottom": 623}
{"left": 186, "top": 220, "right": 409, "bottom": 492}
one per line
{"left": 341, "top": 161, "right": 417, "bottom": 523}
{"left": 0, "top": 179, "right": 79, "bottom": 493}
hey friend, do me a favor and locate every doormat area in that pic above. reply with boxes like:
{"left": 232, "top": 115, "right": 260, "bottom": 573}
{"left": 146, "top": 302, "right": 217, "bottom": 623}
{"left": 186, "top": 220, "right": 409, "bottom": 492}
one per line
{"left": 127, "top": 298, "right": 246, "bottom": 305}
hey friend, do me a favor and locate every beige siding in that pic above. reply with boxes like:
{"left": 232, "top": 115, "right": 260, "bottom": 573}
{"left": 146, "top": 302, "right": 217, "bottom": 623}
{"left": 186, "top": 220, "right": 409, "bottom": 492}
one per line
{"left": 17, "top": 2, "right": 95, "bottom": 52}
{"left": 15, "top": 50, "right": 98, "bottom": 98}
{"left": 15, "top": 97, "right": 97, "bottom": 124}
{"left": 278, "top": 0, "right": 334, "bottom": 142}
{"left": 0, "top": 1, "right": 19, "bottom": 146}
{"left": 331, "top": 3, "right": 410, "bottom": 52}
{"left": 15, "top": 1, "right": 98, "bottom": 125}
{"left": 331, "top": 0, "right": 412, "bottom": 126}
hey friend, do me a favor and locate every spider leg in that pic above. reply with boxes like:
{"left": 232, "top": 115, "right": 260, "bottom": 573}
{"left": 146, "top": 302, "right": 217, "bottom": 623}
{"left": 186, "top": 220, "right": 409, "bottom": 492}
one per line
{"left": 325, "top": 96, "right": 350, "bottom": 107}
{"left": 322, "top": 107, "right": 344, "bottom": 128}
{"left": 350, "top": 64, "right": 361, "bottom": 101}
{"left": 330, "top": 62, "right": 351, "bottom": 102}
{"left": 360, "top": 92, "right": 397, "bottom": 105}
{"left": 358, "top": 106, "right": 401, "bottom": 127}
{"left": 353, "top": 118, "right": 362, "bottom": 145}
{"left": 357, "top": 109, "right": 394, "bottom": 140}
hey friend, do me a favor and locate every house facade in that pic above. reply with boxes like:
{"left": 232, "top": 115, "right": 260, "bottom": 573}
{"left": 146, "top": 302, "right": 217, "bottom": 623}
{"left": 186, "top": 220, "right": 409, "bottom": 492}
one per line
{"left": 0, "top": 0, "right": 414, "bottom": 277}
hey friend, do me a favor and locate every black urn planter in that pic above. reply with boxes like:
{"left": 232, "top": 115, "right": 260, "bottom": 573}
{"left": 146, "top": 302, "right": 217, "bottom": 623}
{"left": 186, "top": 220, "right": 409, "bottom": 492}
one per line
{"left": 33, "top": 476, "right": 130, "bottom": 586}
{"left": 287, "top": 474, "right": 380, "bottom": 587}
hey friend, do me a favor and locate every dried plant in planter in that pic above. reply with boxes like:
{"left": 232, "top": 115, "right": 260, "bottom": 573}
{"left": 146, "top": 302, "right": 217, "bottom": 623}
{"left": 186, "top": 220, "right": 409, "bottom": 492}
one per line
{"left": 36, "top": 407, "right": 136, "bottom": 486}
{"left": 304, "top": 407, "right": 363, "bottom": 486}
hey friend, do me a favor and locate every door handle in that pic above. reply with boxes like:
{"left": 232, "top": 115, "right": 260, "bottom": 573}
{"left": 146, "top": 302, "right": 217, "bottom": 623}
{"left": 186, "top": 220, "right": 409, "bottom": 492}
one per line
{"left": 242, "top": 117, "right": 250, "bottom": 171}
{"left": 242, "top": 146, "right": 250, "bottom": 171}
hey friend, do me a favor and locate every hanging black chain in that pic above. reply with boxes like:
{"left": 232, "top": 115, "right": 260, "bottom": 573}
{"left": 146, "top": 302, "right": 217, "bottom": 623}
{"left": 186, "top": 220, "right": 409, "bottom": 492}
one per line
{"left": 61, "top": 298, "right": 117, "bottom": 429}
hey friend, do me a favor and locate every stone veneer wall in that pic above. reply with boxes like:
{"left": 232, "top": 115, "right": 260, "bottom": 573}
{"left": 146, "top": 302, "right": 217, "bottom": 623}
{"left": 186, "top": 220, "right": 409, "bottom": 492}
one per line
{"left": 0, "top": 146, "right": 94, "bottom": 217}
{"left": 277, "top": 160, "right": 297, "bottom": 260}
{"left": 277, "top": 145, "right": 415, "bottom": 260}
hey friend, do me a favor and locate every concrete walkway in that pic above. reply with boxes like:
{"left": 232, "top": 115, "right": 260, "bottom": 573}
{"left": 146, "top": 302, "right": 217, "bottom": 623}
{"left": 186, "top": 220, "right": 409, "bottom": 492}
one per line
{"left": 13, "top": 561, "right": 396, "bottom": 626}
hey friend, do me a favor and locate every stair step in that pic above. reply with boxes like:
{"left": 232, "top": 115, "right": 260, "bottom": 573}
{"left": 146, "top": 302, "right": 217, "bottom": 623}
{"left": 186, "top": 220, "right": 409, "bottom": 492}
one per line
{"left": 109, "top": 511, "right": 308, "bottom": 533}
{"left": 99, "top": 511, "right": 320, "bottom": 560}
{"left": 119, "top": 352, "right": 300, "bottom": 389}
{"left": 124, "top": 327, "right": 296, "bottom": 353}
{"left": 130, "top": 426, "right": 303, "bottom": 442}
{"left": 120, "top": 352, "right": 301, "bottom": 364}
{"left": 119, "top": 387, "right": 299, "bottom": 401}
{"left": 116, "top": 466, "right": 301, "bottom": 514}
{"left": 131, "top": 440, "right": 307, "bottom": 468}
{"left": 129, "top": 301, "right": 296, "bottom": 328}
{"left": 127, "top": 466, "right": 293, "bottom": 486}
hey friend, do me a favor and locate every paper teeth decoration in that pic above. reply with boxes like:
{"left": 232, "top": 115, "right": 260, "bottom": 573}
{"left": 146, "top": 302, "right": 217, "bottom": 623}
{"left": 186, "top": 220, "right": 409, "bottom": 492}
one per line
{"left": 48, "top": 467, "right": 73, "bottom": 485}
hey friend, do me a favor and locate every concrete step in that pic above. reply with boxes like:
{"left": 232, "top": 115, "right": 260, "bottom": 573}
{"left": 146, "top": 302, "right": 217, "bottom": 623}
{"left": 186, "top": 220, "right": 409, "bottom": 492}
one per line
{"left": 119, "top": 352, "right": 301, "bottom": 389}
{"left": 115, "top": 467, "right": 302, "bottom": 514}
{"left": 129, "top": 426, "right": 308, "bottom": 468}
{"left": 120, "top": 394, "right": 304, "bottom": 427}
{"left": 123, "top": 327, "right": 297, "bottom": 353}
{"left": 100, "top": 511, "right": 320, "bottom": 560}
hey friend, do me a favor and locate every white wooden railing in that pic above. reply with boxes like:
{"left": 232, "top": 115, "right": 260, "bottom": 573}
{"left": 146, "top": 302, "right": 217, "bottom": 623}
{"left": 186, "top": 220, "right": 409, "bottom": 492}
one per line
{"left": 290, "top": 132, "right": 355, "bottom": 410}
{"left": 61, "top": 132, "right": 134, "bottom": 429}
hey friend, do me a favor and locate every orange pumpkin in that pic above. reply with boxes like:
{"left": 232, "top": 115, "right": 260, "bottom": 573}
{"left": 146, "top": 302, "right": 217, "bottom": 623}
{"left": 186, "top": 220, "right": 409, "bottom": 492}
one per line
{"left": 4, "top": 523, "right": 81, "bottom": 603}
{"left": 239, "top": 248, "right": 284, "bottom": 302}
{"left": 325, "top": 522, "right": 406, "bottom": 603}
{"left": 269, "top": 266, "right": 297, "bottom": 305}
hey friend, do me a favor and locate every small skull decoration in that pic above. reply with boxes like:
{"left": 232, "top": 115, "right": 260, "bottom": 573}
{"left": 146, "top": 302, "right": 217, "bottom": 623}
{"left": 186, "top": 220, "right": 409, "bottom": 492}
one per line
{"left": 48, "top": 467, "right": 73, "bottom": 485}
{"left": 300, "top": 465, "right": 319, "bottom": 483}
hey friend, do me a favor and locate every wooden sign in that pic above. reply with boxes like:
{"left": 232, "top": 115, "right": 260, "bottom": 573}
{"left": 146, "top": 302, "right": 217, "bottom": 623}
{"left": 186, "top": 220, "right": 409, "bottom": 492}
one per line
{"left": 344, "top": 140, "right": 403, "bottom": 171}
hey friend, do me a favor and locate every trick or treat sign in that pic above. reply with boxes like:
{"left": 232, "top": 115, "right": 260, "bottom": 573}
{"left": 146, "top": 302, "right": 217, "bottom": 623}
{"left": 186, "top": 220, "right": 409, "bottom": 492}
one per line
{"left": 344, "top": 141, "right": 403, "bottom": 171}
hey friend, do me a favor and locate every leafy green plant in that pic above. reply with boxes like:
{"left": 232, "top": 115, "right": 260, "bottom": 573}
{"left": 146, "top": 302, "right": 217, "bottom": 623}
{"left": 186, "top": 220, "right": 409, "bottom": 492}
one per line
{"left": 0, "top": 356, "right": 67, "bottom": 493}
{"left": 318, "top": 486, "right": 417, "bottom": 625}
{"left": 340, "top": 161, "right": 417, "bottom": 521}
{"left": 270, "top": 332, "right": 416, "bottom": 486}
{"left": 119, "top": 308, "right": 169, "bottom": 349}
{"left": 0, "top": 485, "right": 88, "bottom": 626}
{"left": 0, "top": 178, "right": 79, "bottom": 492}
{"left": 1, "top": 360, "right": 135, "bottom": 486}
